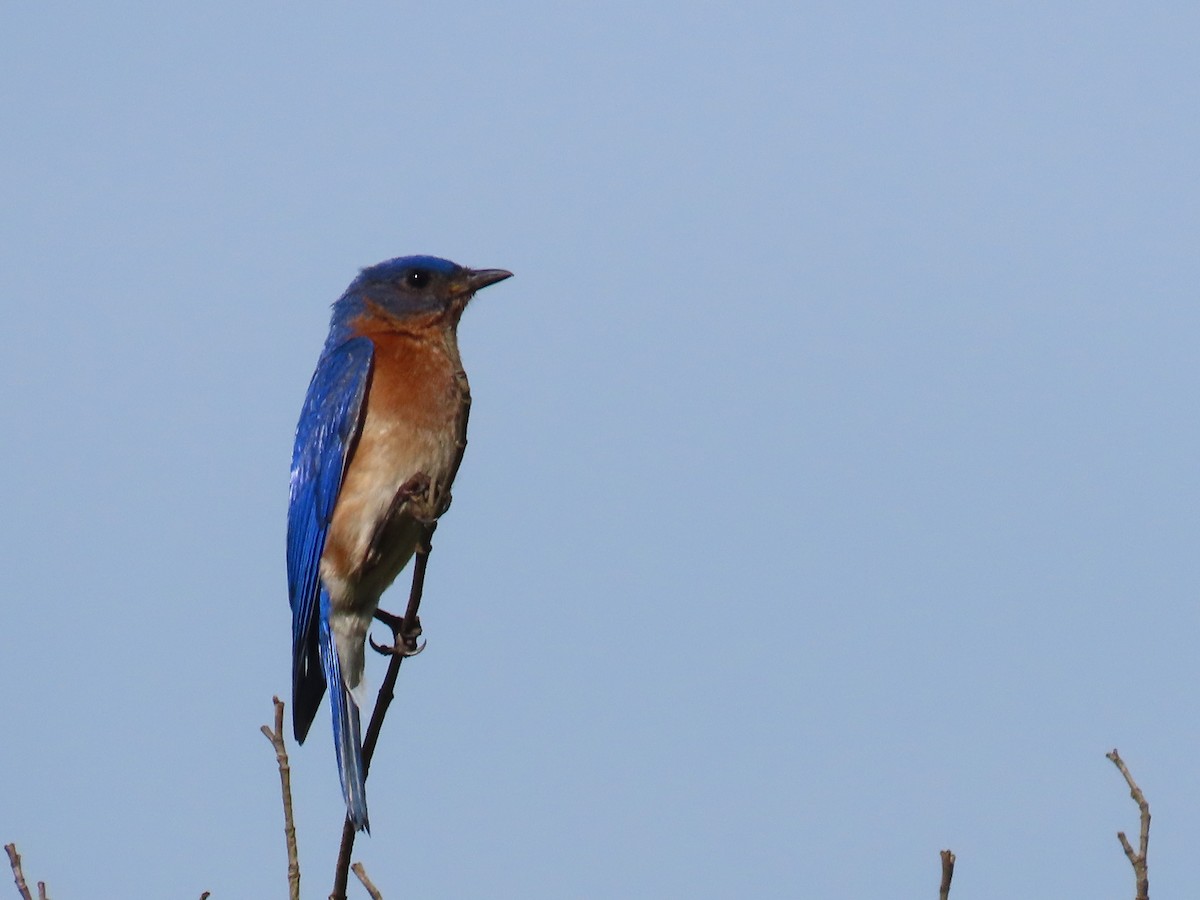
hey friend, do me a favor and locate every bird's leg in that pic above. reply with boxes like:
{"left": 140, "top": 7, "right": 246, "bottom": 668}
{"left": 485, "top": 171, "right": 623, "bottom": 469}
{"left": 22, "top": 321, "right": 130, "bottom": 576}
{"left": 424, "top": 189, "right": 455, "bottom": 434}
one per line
{"left": 399, "top": 472, "right": 432, "bottom": 500}
{"left": 364, "top": 474, "right": 444, "bottom": 657}
{"left": 365, "top": 473, "right": 433, "bottom": 567}
{"left": 369, "top": 608, "right": 424, "bottom": 657}
{"left": 394, "top": 472, "right": 433, "bottom": 517}
{"left": 398, "top": 470, "right": 453, "bottom": 525}
{"left": 410, "top": 488, "right": 452, "bottom": 525}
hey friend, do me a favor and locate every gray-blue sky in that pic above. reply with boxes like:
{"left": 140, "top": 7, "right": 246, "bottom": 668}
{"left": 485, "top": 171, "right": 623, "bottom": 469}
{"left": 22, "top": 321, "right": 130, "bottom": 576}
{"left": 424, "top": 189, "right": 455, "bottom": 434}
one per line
{"left": 3, "top": 2, "right": 1198, "bottom": 897}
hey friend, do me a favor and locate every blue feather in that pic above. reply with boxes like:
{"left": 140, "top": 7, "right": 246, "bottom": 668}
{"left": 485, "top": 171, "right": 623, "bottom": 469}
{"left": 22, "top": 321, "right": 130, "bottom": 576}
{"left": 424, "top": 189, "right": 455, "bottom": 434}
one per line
{"left": 320, "top": 589, "right": 369, "bottom": 831}
{"left": 286, "top": 336, "right": 373, "bottom": 748}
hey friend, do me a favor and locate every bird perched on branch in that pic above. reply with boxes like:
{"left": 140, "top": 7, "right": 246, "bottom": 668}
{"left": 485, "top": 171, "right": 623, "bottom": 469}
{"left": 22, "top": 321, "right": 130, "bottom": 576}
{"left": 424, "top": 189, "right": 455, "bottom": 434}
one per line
{"left": 287, "top": 255, "right": 512, "bottom": 831}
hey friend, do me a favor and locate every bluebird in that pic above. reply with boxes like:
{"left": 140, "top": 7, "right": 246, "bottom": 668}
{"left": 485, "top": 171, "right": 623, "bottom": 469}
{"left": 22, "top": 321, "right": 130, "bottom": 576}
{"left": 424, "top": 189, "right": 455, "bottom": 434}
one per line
{"left": 287, "top": 255, "right": 512, "bottom": 831}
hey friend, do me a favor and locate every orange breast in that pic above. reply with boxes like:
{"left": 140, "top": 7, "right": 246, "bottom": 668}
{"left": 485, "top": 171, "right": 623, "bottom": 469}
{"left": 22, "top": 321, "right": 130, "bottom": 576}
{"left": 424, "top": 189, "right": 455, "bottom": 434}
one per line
{"left": 319, "top": 315, "right": 469, "bottom": 603}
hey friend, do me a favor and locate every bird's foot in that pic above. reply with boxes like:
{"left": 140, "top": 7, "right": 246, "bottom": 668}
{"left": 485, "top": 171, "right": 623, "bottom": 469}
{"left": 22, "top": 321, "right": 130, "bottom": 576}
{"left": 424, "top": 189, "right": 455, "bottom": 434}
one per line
{"left": 415, "top": 490, "right": 451, "bottom": 526}
{"left": 366, "top": 474, "right": 440, "bottom": 565}
{"left": 370, "top": 609, "right": 425, "bottom": 657}
{"left": 401, "top": 471, "right": 455, "bottom": 524}
{"left": 397, "top": 472, "right": 432, "bottom": 504}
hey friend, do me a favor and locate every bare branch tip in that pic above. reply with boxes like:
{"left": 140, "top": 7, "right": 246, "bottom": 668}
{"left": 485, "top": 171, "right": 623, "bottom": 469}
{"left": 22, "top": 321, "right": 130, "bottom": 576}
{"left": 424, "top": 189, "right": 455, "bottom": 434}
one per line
{"left": 262, "top": 696, "right": 300, "bottom": 900}
{"left": 6, "top": 844, "right": 34, "bottom": 900}
{"left": 352, "top": 862, "right": 384, "bottom": 900}
{"left": 937, "top": 847, "right": 956, "bottom": 899}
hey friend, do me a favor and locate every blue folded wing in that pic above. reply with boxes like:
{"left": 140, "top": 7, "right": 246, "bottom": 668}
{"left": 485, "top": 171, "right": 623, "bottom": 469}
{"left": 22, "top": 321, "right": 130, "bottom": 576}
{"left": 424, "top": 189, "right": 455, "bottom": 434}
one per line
{"left": 286, "top": 336, "right": 374, "bottom": 745}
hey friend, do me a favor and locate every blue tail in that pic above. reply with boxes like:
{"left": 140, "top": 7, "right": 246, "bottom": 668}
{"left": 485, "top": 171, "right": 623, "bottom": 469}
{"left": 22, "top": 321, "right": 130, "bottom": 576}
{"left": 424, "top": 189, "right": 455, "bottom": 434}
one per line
{"left": 318, "top": 590, "right": 370, "bottom": 832}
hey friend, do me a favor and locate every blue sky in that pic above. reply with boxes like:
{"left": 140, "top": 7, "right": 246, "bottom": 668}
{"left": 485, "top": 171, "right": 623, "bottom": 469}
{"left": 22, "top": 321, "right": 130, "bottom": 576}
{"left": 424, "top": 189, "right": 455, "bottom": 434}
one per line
{"left": 2, "top": 2, "right": 1198, "bottom": 897}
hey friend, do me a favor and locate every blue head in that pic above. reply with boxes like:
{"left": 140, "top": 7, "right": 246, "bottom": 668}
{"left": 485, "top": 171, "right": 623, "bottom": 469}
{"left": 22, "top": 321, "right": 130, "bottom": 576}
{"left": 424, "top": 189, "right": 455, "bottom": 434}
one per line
{"left": 327, "top": 255, "right": 512, "bottom": 345}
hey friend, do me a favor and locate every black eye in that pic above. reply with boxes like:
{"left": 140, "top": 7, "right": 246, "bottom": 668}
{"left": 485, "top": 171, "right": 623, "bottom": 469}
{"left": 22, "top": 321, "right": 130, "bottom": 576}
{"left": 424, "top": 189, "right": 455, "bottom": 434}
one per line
{"left": 405, "top": 269, "right": 431, "bottom": 289}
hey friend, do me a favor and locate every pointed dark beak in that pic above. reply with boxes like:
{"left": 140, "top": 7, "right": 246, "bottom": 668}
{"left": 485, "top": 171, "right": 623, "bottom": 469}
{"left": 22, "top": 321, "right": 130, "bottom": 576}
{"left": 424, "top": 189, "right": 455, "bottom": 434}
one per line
{"left": 464, "top": 268, "right": 513, "bottom": 293}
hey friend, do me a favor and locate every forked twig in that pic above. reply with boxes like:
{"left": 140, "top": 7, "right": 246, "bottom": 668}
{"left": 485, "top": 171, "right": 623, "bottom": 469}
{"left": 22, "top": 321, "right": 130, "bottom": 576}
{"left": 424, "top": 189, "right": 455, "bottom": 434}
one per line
{"left": 938, "top": 849, "right": 955, "bottom": 900}
{"left": 1107, "top": 748, "right": 1150, "bottom": 900}
{"left": 261, "top": 696, "right": 301, "bottom": 900}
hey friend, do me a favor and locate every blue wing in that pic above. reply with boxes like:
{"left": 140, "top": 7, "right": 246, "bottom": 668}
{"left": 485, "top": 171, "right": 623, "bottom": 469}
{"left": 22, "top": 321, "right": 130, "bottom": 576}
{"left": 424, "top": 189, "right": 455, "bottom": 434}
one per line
{"left": 287, "top": 336, "right": 374, "bottom": 746}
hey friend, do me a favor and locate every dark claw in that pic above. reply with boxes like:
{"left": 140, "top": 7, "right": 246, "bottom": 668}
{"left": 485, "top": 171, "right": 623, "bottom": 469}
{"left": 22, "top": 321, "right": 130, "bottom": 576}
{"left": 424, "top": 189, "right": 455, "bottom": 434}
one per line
{"left": 434, "top": 489, "right": 453, "bottom": 518}
{"left": 410, "top": 481, "right": 450, "bottom": 524}
{"left": 369, "top": 634, "right": 427, "bottom": 657}
{"left": 369, "top": 609, "right": 423, "bottom": 656}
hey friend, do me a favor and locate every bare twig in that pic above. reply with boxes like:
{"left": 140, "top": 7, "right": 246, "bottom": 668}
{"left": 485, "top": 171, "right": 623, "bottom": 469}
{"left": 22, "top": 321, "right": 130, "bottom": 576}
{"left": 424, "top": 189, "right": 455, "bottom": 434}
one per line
{"left": 199, "top": 893, "right": 211, "bottom": 899}
{"left": 938, "top": 849, "right": 955, "bottom": 900}
{"left": 262, "top": 697, "right": 301, "bottom": 900}
{"left": 1107, "top": 749, "right": 1150, "bottom": 900}
{"left": 351, "top": 862, "right": 384, "bottom": 899}
{"left": 36, "top": 883, "right": 46, "bottom": 900}
{"left": 4, "top": 844, "right": 34, "bottom": 900}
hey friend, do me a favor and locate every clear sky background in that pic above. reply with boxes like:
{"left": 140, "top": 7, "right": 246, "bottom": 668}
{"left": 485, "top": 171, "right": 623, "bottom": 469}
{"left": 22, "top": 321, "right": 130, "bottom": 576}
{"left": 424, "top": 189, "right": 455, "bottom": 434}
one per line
{"left": 2, "top": 3, "right": 1198, "bottom": 898}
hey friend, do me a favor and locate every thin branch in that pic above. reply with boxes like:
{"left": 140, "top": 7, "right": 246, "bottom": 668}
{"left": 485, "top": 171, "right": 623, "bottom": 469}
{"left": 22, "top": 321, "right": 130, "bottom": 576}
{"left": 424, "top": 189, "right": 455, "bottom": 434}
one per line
{"left": 351, "top": 862, "right": 384, "bottom": 900}
{"left": 262, "top": 697, "right": 301, "bottom": 900}
{"left": 1107, "top": 748, "right": 1150, "bottom": 900}
{"left": 938, "top": 849, "right": 955, "bottom": 900}
{"left": 4, "top": 845, "right": 34, "bottom": 900}
{"left": 36, "top": 884, "right": 46, "bottom": 900}
{"left": 199, "top": 893, "right": 211, "bottom": 899}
